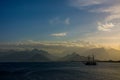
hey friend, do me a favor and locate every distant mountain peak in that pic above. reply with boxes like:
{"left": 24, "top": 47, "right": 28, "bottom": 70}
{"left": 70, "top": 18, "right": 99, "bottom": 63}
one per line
{"left": 71, "top": 52, "right": 80, "bottom": 57}
{"left": 59, "top": 52, "right": 87, "bottom": 61}
{"left": 31, "top": 48, "right": 40, "bottom": 52}
{"left": 0, "top": 49, "right": 53, "bottom": 62}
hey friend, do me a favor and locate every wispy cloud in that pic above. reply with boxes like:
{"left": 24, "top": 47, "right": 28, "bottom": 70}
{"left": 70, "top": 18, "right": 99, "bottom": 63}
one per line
{"left": 49, "top": 17, "right": 60, "bottom": 24}
{"left": 65, "top": 18, "right": 70, "bottom": 25}
{"left": 49, "top": 17, "right": 70, "bottom": 25}
{"left": 71, "top": 0, "right": 120, "bottom": 21}
{"left": 97, "top": 22, "right": 115, "bottom": 31}
{"left": 70, "top": 0, "right": 120, "bottom": 31}
{"left": 104, "top": 5, "right": 120, "bottom": 22}
{"left": 70, "top": 0, "right": 106, "bottom": 7}
{"left": 51, "top": 32, "right": 67, "bottom": 37}
{"left": 90, "top": 4, "right": 120, "bottom": 22}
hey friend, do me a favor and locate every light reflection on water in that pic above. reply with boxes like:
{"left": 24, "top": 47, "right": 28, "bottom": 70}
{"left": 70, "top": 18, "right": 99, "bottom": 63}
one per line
{"left": 0, "top": 62, "right": 120, "bottom": 80}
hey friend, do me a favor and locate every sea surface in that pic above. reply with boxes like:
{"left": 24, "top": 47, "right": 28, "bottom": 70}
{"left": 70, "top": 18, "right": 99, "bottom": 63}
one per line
{"left": 0, "top": 62, "right": 120, "bottom": 80}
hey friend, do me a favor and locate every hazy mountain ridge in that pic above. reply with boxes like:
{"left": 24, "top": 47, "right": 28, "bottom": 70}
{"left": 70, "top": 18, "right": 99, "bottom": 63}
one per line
{"left": 0, "top": 49, "right": 51, "bottom": 62}
{"left": 0, "top": 47, "right": 120, "bottom": 62}
{"left": 59, "top": 52, "right": 87, "bottom": 62}
{"left": 82, "top": 48, "right": 120, "bottom": 61}
{"left": 82, "top": 48, "right": 110, "bottom": 60}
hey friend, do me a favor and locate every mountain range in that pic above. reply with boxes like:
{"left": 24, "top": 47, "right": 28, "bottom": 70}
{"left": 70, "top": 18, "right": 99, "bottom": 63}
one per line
{"left": 59, "top": 52, "right": 87, "bottom": 62}
{"left": 0, "top": 49, "right": 51, "bottom": 62}
{"left": 0, "top": 48, "right": 120, "bottom": 62}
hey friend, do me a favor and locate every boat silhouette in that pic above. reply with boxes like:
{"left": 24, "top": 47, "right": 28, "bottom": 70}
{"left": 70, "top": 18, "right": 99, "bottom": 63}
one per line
{"left": 84, "top": 55, "right": 97, "bottom": 65}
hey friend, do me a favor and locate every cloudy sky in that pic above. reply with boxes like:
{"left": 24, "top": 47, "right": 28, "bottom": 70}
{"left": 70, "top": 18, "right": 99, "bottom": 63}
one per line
{"left": 0, "top": 0, "right": 120, "bottom": 49}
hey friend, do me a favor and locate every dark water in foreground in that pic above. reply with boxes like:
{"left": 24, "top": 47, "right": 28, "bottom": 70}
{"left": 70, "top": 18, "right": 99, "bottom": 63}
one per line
{"left": 0, "top": 62, "right": 120, "bottom": 80}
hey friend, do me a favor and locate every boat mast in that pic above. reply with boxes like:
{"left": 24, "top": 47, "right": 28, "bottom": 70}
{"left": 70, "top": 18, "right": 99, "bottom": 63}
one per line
{"left": 92, "top": 54, "right": 95, "bottom": 62}
{"left": 88, "top": 56, "right": 90, "bottom": 62}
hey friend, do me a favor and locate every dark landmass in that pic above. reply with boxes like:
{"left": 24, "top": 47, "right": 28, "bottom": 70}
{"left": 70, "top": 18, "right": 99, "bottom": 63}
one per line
{"left": 0, "top": 48, "right": 120, "bottom": 62}
{"left": 0, "top": 49, "right": 51, "bottom": 62}
{"left": 59, "top": 52, "right": 87, "bottom": 62}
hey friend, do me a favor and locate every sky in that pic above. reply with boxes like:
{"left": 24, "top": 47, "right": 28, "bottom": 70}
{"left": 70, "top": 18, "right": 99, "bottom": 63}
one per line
{"left": 0, "top": 0, "right": 120, "bottom": 49}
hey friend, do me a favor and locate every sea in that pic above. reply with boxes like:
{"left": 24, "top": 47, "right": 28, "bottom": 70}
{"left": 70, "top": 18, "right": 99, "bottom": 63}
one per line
{"left": 0, "top": 62, "right": 120, "bottom": 80}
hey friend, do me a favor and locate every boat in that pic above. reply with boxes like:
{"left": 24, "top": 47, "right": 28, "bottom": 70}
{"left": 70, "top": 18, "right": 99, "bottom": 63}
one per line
{"left": 84, "top": 55, "right": 97, "bottom": 65}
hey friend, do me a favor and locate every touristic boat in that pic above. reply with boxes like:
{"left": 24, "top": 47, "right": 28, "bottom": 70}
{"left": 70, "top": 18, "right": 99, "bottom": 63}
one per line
{"left": 84, "top": 55, "right": 97, "bottom": 65}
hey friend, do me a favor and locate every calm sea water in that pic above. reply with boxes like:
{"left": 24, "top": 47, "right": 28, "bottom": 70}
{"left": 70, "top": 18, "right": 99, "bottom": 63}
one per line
{"left": 0, "top": 62, "right": 120, "bottom": 80}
